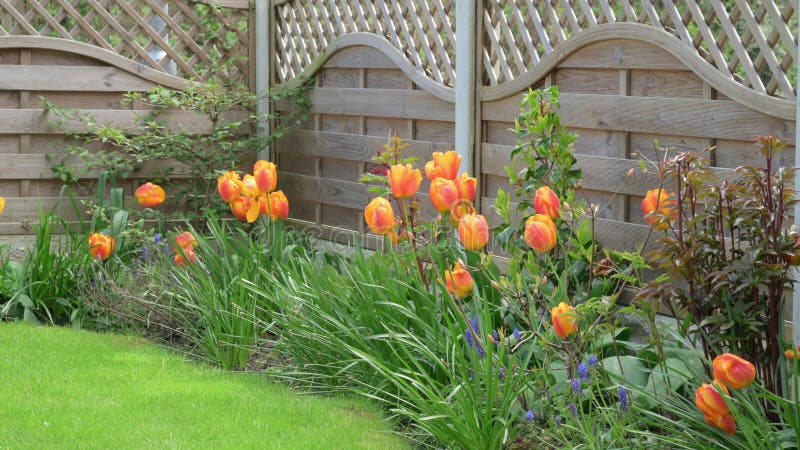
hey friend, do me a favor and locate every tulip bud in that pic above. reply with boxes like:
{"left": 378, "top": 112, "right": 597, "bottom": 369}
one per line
{"left": 174, "top": 246, "right": 198, "bottom": 267}
{"left": 88, "top": 232, "right": 115, "bottom": 260}
{"left": 217, "top": 171, "right": 241, "bottom": 203}
{"left": 712, "top": 353, "right": 756, "bottom": 390}
{"left": 425, "top": 151, "right": 461, "bottom": 181}
{"left": 550, "top": 302, "right": 577, "bottom": 338}
{"left": 253, "top": 160, "right": 277, "bottom": 193}
{"left": 429, "top": 178, "right": 460, "bottom": 213}
{"left": 533, "top": 186, "right": 560, "bottom": 219}
{"left": 175, "top": 231, "right": 198, "bottom": 250}
{"left": 457, "top": 213, "right": 489, "bottom": 251}
{"left": 364, "top": 197, "right": 395, "bottom": 235}
{"left": 135, "top": 182, "right": 166, "bottom": 207}
{"left": 387, "top": 164, "right": 422, "bottom": 199}
{"left": 642, "top": 188, "right": 677, "bottom": 230}
{"left": 441, "top": 261, "right": 474, "bottom": 298}
{"left": 449, "top": 199, "right": 476, "bottom": 227}
{"left": 695, "top": 381, "right": 730, "bottom": 417}
{"left": 524, "top": 214, "right": 557, "bottom": 253}
{"left": 704, "top": 412, "right": 736, "bottom": 435}
{"left": 266, "top": 190, "right": 289, "bottom": 221}
{"left": 455, "top": 173, "right": 477, "bottom": 202}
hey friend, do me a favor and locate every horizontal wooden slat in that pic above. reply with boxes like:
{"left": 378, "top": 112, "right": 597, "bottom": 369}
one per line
{"left": 0, "top": 154, "right": 190, "bottom": 180}
{"left": 276, "top": 88, "right": 455, "bottom": 122}
{"left": 276, "top": 129, "right": 453, "bottom": 162}
{"left": 0, "top": 65, "right": 156, "bottom": 91}
{"left": 0, "top": 195, "right": 143, "bottom": 222}
{"left": 482, "top": 93, "right": 796, "bottom": 143}
{"left": 481, "top": 143, "right": 736, "bottom": 196}
{"left": 280, "top": 171, "right": 369, "bottom": 210}
{"left": 0, "top": 109, "right": 247, "bottom": 135}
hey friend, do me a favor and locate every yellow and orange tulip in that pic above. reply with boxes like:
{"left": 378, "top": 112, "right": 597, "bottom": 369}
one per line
{"left": 551, "top": 302, "right": 577, "bottom": 338}
{"left": 442, "top": 261, "right": 474, "bottom": 298}
{"left": 388, "top": 164, "right": 422, "bottom": 199}
{"left": 88, "top": 232, "right": 115, "bottom": 261}
{"left": 231, "top": 196, "right": 259, "bottom": 223}
{"left": 429, "top": 178, "right": 460, "bottom": 213}
{"left": 455, "top": 173, "right": 477, "bottom": 202}
{"left": 425, "top": 151, "right": 461, "bottom": 181}
{"left": 364, "top": 197, "right": 395, "bottom": 235}
{"left": 704, "top": 412, "right": 736, "bottom": 435}
{"left": 449, "top": 199, "right": 476, "bottom": 226}
{"left": 175, "top": 231, "right": 198, "bottom": 250}
{"left": 712, "top": 353, "right": 756, "bottom": 390}
{"left": 642, "top": 188, "right": 677, "bottom": 230}
{"left": 174, "top": 247, "right": 198, "bottom": 267}
{"left": 524, "top": 214, "right": 558, "bottom": 253}
{"left": 695, "top": 381, "right": 730, "bottom": 417}
{"left": 253, "top": 160, "right": 277, "bottom": 193}
{"left": 786, "top": 347, "right": 800, "bottom": 359}
{"left": 457, "top": 213, "right": 489, "bottom": 251}
{"left": 265, "top": 190, "right": 289, "bottom": 221}
{"left": 135, "top": 182, "right": 166, "bottom": 207}
{"left": 218, "top": 171, "right": 241, "bottom": 203}
{"left": 240, "top": 174, "right": 261, "bottom": 198}
{"left": 534, "top": 186, "right": 560, "bottom": 219}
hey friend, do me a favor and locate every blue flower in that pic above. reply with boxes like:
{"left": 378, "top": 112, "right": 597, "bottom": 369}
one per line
{"left": 555, "top": 416, "right": 562, "bottom": 427}
{"left": 90, "top": 280, "right": 97, "bottom": 288}
{"left": 587, "top": 355, "right": 599, "bottom": 366}
{"left": 154, "top": 233, "right": 161, "bottom": 244}
{"left": 141, "top": 245, "right": 148, "bottom": 261}
{"left": 465, "top": 315, "right": 485, "bottom": 356}
{"left": 577, "top": 362, "right": 589, "bottom": 381}
{"left": 498, "top": 367, "right": 505, "bottom": 379}
{"left": 571, "top": 377, "right": 582, "bottom": 394}
{"left": 492, "top": 330, "right": 500, "bottom": 346}
{"left": 569, "top": 403, "right": 578, "bottom": 417}
{"left": 524, "top": 410, "right": 535, "bottom": 422}
{"left": 618, "top": 385, "right": 629, "bottom": 411}
{"left": 513, "top": 328, "right": 521, "bottom": 340}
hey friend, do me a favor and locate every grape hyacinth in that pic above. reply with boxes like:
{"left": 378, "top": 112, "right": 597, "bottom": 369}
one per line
{"left": 587, "top": 355, "right": 599, "bottom": 366}
{"left": 577, "top": 362, "right": 589, "bottom": 381}
{"left": 618, "top": 385, "right": 629, "bottom": 411}
{"left": 569, "top": 403, "right": 578, "bottom": 417}
{"left": 571, "top": 377, "right": 582, "bottom": 394}
{"left": 525, "top": 410, "right": 535, "bottom": 422}
{"left": 513, "top": 328, "right": 521, "bottom": 340}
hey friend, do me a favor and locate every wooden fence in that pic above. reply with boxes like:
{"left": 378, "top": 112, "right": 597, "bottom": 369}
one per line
{"left": 0, "top": 0, "right": 249, "bottom": 253}
{"left": 268, "top": 0, "right": 797, "bottom": 256}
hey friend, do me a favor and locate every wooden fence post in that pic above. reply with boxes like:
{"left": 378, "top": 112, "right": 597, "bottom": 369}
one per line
{"left": 794, "top": 22, "right": 799, "bottom": 347}
{"left": 255, "top": 0, "right": 271, "bottom": 160}
{"left": 455, "top": 0, "right": 478, "bottom": 180}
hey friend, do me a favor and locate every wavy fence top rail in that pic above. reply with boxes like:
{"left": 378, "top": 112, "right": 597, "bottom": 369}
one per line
{"left": 0, "top": 0, "right": 249, "bottom": 86}
{"left": 274, "top": 0, "right": 797, "bottom": 100}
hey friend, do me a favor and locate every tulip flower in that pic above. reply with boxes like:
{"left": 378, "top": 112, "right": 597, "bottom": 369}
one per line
{"left": 551, "top": 302, "right": 577, "bottom": 338}
{"left": 524, "top": 214, "right": 558, "bottom": 253}
{"left": 455, "top": 173, "right": 477, "bottom": 202}
{"left": 786, "top": 347, "right": 800, "bottom": 359}
{"left": 429, "top": 178, "right": 459, "bottom": 213}
{"left": 0, "top": 196, "right": 5, "bottom": 215}
{"left": 230, "top": 196, "right": 259, "bottom": 223}
{"left": 266, "top": 190, "right": 289, "bottom": 221}
{"left": 704, "top": 412, "right": 736, "bottom": 435}
{"left": 642, "top": 188, "right": 676, "bottom": 230}
{"left": 695, "top": 381, "right": 730, "bottom": 417}
{"left": 253, "top": 160, "right": 277, "bottom": 193}
{"left": 457, "top": 213, "right": 489, "bottom": 251}
{"left": 173, "top": 246, "right": 198, "bottom": 267}
{"left": 712, "top": 353, "right": 756, "bottom": 390}
{"left": 425, "top": 151, "right": 461, "bottom": 180}
{"left": 441, "top": 261, "right": 474, "bottom": 298}
{"left": 449, "top": 199, "right": 476, "bottom": 226}
{"left": 88, "top": 232, "right": 115, "bottom": 260}
{"left": 240, "top": 174, "right": 261, "bottom": 198}
{"left": 534, "top": 186, "right": 560, "bottom": 219}
{"left": 134, "top": 182, "right": 166, "bottom": 207}
{"left": 364, "top": 197, "right": 395, "bottom": 235}
{"left": 218, "top": 171, "right": 241, "bottom": 202}
{"left": 175, "top": 231, "right": 197, "bottom": 250}
{"left": 387, "top": 164, "right": 422, "bottom": 198}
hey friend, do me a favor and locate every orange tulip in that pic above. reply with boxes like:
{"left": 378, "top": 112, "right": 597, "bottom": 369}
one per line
{"left": 240, "top": 174, "right": 261, "bottom": 198}
{"left": 642, "top": 188, "right": 676, "bottom": 230}
{"left": 364, "top": 197, "right": 395, "bottom": 235}
{"left": 442, "top": 261, "right": 474, "bottom": 298}
{"left": 695, "top": 381, "right": 730, "bottom": 418}
{"left": 425, "top": 151, "right": 461, "bottom": 181}
{"left": 712, "top": 353, "right": 756, "bottom": 390}
{"left": 231, "top": 196, "right": 259, "bottom": 223}
{"left": 551, "top": 302, "right": 577, "bottom": 338}
{"left": 455, "top": 173, "right": 477, "bottom": 202}
{"left": 0, "top": 196, "right": 5, "bottom": 215}
{"left": 88, "top": 232, "right": 115, "bottom": 260}
{"left": 253, "top": 160, "right": 277, "bottom": 193}
{"left": 704, "top": 412, "right": 736, "bottom": 435}
{"left": 786, "top": 347, "right": 800, "bottom": 360}
{"left": 457, "top": 213, "right": 489, "bottom": 251}
{"left": 388, "top": 164, "right": 422, "bottom": 198}
{"left": 429, "top": 178, "right": 459, "bottom": 213}
{"left": 173, "top": 246, "right": 198, "bottom": 267}
{"left": 265, "top": 190, "right": 289, "bottom": 221}
{"left": 534, "top": 186, "right": 560, "bottom": 219}
{"left": 524, "top": 214, "right": 558, "bottom": 253}
{"left": 449, "top": 199, "right": 476, "bottom": 226}
{"left": 218, "top": 171, "right": 241, "bottom": 202}
{"left": 175, "top": 231, "right": 197, "bottom": 250}
{"left": 135, "top": 182, "right": 166, "bottom": 207}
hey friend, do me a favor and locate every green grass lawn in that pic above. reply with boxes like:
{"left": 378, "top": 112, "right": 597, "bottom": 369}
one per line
{"left": 0, "top": 322, "right": 406, "bottom": 449}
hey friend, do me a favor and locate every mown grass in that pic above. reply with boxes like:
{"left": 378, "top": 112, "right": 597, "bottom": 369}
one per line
{"left": 0, "top": 322, "right": 406, "bottom": 449}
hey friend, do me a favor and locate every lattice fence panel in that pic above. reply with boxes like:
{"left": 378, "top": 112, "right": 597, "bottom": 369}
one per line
{"left": 274, "top": 0, "right": 457, "bottom": 87}
{"left": 483, "top": 0, "right": 798, "bottom": 99}
{"left": 0, "top": 0, "right": 249, "bottom": 85}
